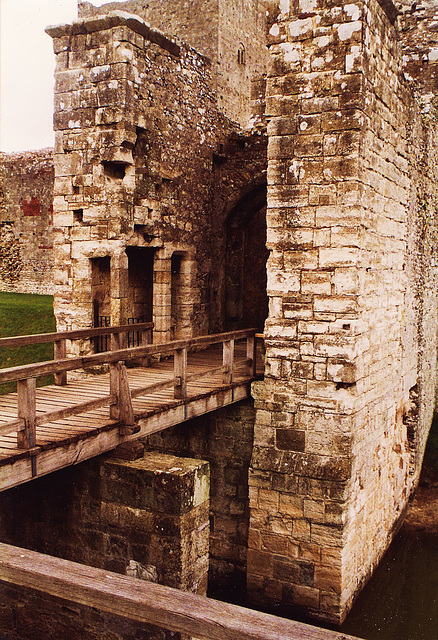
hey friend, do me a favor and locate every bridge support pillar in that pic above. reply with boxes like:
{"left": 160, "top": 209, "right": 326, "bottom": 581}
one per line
{"left": 0, "top": 452, "right": 210, "bottom": 599}
{"left": 100, "top": 452, "right": 211, "bottom": 594}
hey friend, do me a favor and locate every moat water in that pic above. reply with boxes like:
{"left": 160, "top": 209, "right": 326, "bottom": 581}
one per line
{"left": 340, "top": 527, "right": 438, "bottom": 640}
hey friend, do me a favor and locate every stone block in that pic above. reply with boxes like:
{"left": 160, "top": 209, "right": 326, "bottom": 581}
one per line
{"left": 247, "top": 549, "right": 274, "bottom": 578}
{"left": 301, "top": 271, "right": 332, "bottom": 295}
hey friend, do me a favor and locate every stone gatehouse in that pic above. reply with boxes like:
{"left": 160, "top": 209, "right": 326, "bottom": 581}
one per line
{"left": 1, "top": 0, "right": 438, "bottom": 628}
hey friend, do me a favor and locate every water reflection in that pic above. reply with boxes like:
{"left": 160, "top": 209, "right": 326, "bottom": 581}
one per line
{"left": 341, "top": 529, "right": 438, "bottom": 640}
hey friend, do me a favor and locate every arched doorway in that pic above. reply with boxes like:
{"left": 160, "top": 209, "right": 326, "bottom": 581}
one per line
{"left": 225, "top": 182, "right": 268, "bottom": 331}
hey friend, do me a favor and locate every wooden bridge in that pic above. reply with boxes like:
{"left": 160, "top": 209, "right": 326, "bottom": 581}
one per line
{"left": 0, "top": 325, "right": 263, "bottom": 492}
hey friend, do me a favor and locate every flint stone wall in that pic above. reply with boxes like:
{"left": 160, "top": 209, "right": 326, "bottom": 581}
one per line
{"left": 247, "top": 0, "right": 438, "bottom": 624}
{"left": 0, "top": 149, "right": 54, "bottom": 295}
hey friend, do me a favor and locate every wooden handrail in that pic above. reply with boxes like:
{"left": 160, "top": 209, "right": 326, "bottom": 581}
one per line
{"left": 0, "top": 329, "right": 260, "bottom": 448}
{"left": 0, "top": 543, "right": 362, "bottom": 640}
{"left": 0, "top": 329, "right": 257, "bottom": 384}
{"left": 0, "top": 322, "right": 154, "bottom": 348}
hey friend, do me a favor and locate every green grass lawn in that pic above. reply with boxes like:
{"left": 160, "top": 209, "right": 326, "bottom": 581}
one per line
{"left": 0, "top": 292, "right": 56, "bottom": 393}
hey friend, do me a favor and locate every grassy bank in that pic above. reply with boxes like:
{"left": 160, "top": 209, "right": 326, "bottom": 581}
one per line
{"left": 0, "top": 292, "right": 56, "bottom": 393}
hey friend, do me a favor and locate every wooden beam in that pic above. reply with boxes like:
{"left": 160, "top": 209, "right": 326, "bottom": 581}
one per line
{"left": 54, "top": 339, "right": 67, "bottom": 385}
{"left": 110, "top": 362, "right": 135, "bottom": 435}
{"left": 174, "top": 347, "right": 187, "bottom": 399}
{"left": 0, "top": 329, "right": 257, "bottom": 385}
{"left": 0, "top": 323, "right": 154, "bottom": 348}
{"left": 0, "top": 543, "right": 361, "bottom": 640}
{"left": 223, "top": 339, "right": 234, "bottom": 385}
{"left": 17, "top": 379, "right": 36, "bottom": 449}
{"left": 246, "top": 336, "right": 257, "bottom": 378}
{"left": 0, "top": 384, "right": 251, "bottom": 492}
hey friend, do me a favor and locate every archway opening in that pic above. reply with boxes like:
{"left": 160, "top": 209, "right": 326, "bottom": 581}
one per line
{"left": 125, "top": 246, "right": 155, "bottom": 325}
{"left": 91, "top": 256, "right": 111, "bottom": 352}
{"left": 225, "top": 182, "right": 268, "bottom": 331}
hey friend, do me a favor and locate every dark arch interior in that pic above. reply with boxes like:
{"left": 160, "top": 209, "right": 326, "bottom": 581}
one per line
{"left": 225, "top": 182, "right": 268, "bottom": 331}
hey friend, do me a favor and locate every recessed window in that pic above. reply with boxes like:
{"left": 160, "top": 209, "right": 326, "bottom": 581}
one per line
{"left": 102, "top": 161, "right": 127, "bottom": 180}
{"left": 73, "top": 209, "right": 83, "bottom": 223}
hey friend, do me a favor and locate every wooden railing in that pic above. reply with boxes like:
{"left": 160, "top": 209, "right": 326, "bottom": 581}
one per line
{"left": 0, "top": 328, "right": 258, "bottom": 449}
{"left": 0, "top": 543, "right": 362, "bottom": 640}
{"left": 0, "top": 322, "right": 154, "bottom": 386}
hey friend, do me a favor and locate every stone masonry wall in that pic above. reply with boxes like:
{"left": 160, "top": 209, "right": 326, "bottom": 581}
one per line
{"left": 0, "top": 149, "right": 54, "bottom": 295}
{"left": 78, "top": 0, "right": 268, "bottom": 128}
{"left": 345, "top": 0, "right": 438, "bottom": 613}
{"left": 0, "top": 452, "right": 210, "bottom": 595}
{"left": 47, "top": 11, "right": 229, "bottom": 342}
{"left": 399, "top": 0, "right": 438, "bottom": 101}
{"left": 0, "top": 581, "right": 172, "bottom": 640}
{"left": 247, "top": 0, "right": 438, "bottom": 624}
{"left": 0, "top": 452, "right": 210, "bottom": 640}
{"left": 145, "top": 401, "right": 256, "bottom": 598}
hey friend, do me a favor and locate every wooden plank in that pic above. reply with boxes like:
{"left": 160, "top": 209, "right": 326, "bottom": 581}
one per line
{"left": 0, "top": 543, "right": 361, "bottom": 640}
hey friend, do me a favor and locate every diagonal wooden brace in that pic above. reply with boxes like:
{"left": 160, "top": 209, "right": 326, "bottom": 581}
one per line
{"left": 110, "top": 362, "right": 138, "bottom": 436}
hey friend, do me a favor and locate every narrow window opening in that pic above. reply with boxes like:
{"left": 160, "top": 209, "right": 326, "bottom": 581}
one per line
{"left": 73, "top": 209, "right": 83, "bottom": 223}
{"left": 237, "top": 43, "right": 246, "bottom": 65}
{"left": 102, "top": 161, "right": 127, "bottom": 180}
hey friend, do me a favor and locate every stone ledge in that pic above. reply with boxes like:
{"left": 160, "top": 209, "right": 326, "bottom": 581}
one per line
{"left": 45, "top": 10, "right": 181, "bottom": 57}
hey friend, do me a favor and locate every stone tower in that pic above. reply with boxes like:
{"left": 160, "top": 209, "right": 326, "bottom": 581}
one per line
{"left": 78, "top": 0, "right": 268, "bottom": 126}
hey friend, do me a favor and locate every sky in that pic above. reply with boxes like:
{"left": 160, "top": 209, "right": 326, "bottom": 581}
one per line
{"left": 0, "top": 0, "right": 124, "bottom": 153}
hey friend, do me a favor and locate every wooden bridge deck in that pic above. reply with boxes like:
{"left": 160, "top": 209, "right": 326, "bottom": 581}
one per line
{"left": 0, "top": 330, "right": 262, "bottom": 492}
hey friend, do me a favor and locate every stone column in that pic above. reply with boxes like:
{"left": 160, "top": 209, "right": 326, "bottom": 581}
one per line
{"left": 153, "top": 250, "right": 172, "bottom": 344}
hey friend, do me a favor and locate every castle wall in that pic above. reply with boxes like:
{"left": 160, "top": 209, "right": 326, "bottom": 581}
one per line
{"left": 0, "top": 451, "right": 210, "bottom": 640}
{"left": 0, "top": 149, "right": 54, "bottom": 295}
{"left": 77, "top": 0, "right": 268, "bottom": 128}
{"left": 399, "top": 0, "right": 438, "bottom": 100}
{"left": 47, "top": 12, "right": 227, "bottom": 341}
{"left": 247, "top": 0, "right": 438, "bottom": 624}
{"left": 145, "top": 401, "right": 256, "bottom": 594}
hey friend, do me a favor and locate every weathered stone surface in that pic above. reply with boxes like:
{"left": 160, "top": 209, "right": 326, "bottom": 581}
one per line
{"left": 248, "top": 0, "right": 438, "bottom": 626}
{"left": 0, "top": 149, "right": 54, "bottom": 294}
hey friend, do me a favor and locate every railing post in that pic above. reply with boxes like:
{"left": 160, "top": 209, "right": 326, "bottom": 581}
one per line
{"left": 17, "top": 378, "right": 37, "bottom": 449}
{"left": 54, "top": 339, "right": 67, "bottom": 386}
{"left": 111, "top": 332, "right": 121, "bottom": 352}
{"left": 223, "top": 339, "right": 234, "bottom": 385}
{"left": 174, "top": 347, "right": 187, "bottom": 399}
{"left": 110, "top": 362, "right": 136, "bottom": 435}
{"left": 246, "top": 334, "right": 257, "bottom": 378}
{"left": 141, "top": 326, "right": 152, "bottom": 367}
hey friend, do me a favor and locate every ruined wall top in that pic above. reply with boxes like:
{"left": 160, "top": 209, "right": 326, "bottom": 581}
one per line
{"left": 397, "top": 0, "right": 438, "bottom": 99}
{"left": 47, "top": 10, "right": 181, "bottom": 57}
{"left": 76, "top": 0, "right": 268, "bottom": 129}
